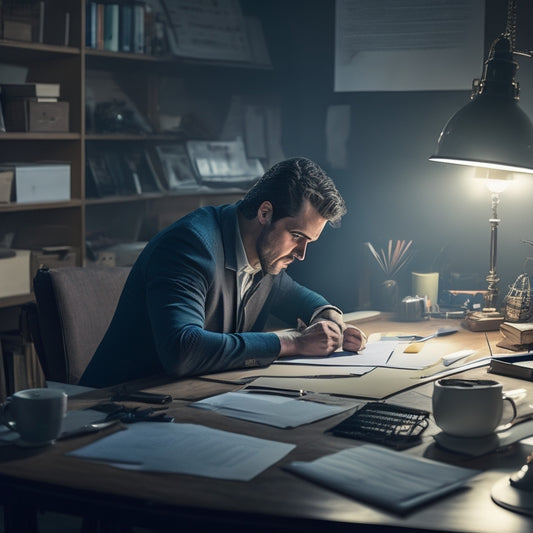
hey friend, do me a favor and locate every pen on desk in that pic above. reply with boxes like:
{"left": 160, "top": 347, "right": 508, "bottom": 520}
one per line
{"left": 242, "top": 386, "right": 306, "bottom": 397}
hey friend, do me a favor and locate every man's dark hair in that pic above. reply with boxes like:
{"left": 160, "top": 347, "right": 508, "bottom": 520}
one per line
{"left": 238, "top": 158, "right": 346, "bottom": 227}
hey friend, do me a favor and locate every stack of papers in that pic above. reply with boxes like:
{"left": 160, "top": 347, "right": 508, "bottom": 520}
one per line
{"left": 285, "top": 444, "right": 480, "bottom": 514}
{"left": 192, "top": 391, "right": 358, "bottom": 428}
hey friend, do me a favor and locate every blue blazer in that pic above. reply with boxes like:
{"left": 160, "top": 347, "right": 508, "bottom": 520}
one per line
{"left": 80, "top": 203, "right": 330, "bottom": 387}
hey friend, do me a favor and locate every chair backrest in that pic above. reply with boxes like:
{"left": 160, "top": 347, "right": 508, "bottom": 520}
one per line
{"left": 31, "top": 266, "right": 130, "bottom": 384}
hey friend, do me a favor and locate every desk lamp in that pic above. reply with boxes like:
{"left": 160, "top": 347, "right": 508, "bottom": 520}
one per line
{"left": 430, "top": 0, "right": 533, "bottom": 322}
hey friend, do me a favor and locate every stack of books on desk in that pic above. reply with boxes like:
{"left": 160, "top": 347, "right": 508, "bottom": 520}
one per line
{"left": 498, "top": 321, "right": 533, "bottom": 351}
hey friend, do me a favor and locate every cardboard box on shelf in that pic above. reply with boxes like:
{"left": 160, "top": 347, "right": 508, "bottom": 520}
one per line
{"left": 3, "top": 99, "right": 69, "bottom": 133}
{"left": 0, "top": 250, "right": 31, "bottom": 298}
{"left": 0, "top": 163, "right": 71, "bottom": 204}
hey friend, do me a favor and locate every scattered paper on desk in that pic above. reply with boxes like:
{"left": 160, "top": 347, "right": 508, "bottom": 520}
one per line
{"left": 275, "top": 341, "right": 397, "bottom": 367}
{"left": 285, "top": 444, "right": 480, "bottom": 514}
{"left": 67, "top": 422, "right": 295, "bottom": 481}
{"left": 191, "top": 391, "right": 357, "bottom": 428}
{"left": 274, "top": 340, "right": 451, "bottom": 370}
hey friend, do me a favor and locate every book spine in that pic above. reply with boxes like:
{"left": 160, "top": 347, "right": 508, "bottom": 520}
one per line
{"left": 96, "top": 3, "right": 105, "bottom": 50}
{"left": 119, "top": 2, "right": 133, "bottom": 53}
{"left": 103, "top": 3, "right": 120, "bottom": 51}
{"left": 86, "top": 1, "right": 97, "bottom": 48}
{"left": 132, "top": 2, "right": 145, "bottom": 54}
{"left": 64, "top": 12, "right": 70, "bottom": 46}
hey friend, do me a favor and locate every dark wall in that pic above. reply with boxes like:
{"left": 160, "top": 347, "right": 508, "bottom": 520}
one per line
{"left": 245, "top": 0, "right": 533, "bottom": 312}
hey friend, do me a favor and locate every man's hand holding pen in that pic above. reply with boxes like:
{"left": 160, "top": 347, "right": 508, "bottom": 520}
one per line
{"left": 276, "top": 318, "right": 367, "bottom": 358}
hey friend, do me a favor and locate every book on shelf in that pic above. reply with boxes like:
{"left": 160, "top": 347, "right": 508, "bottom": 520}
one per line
{"left": 86, "top": 1, "right": 97, "bottom": 48}
{"left": 103, "top": 2, "right": 120, "bottom": 52}
{"left": 0, "top": 170, "right": 15, "bottom": 203}
{"left": 119, "top": 2, "right": 133, "bottom": 52}
{"left": 500, "top": 321, "right": 533, "bottom": 346}
{"left": 133, "top": 1, "right": 145, "bottom": 54}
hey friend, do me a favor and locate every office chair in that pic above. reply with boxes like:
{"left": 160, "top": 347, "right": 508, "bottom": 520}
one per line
{"left": 29, "top": 266, "right": 130, "bottom": 385}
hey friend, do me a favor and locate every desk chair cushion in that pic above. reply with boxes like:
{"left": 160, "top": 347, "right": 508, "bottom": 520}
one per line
{"left": 33, "top": 266, "right": 130, "bottom": 384}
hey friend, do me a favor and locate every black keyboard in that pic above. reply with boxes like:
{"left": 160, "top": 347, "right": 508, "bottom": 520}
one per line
{"left": 328, "top": 402, "right": 430, "bottom": 450}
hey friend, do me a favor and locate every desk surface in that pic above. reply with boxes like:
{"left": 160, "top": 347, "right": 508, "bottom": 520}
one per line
{"left": 2, "top": 315, "right": 533, "bottom": 533}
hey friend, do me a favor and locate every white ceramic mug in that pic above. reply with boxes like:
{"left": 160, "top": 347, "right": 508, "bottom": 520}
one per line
{"left": 1, "top": 388, "right": 67, "bottom": 446}
{"left": 432, "top": 378, "right": 516, "bottom": 437}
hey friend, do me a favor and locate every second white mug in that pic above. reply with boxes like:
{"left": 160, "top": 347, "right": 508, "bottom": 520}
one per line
{"left": 432, "top": 378, "right": 516, "bottom": 438}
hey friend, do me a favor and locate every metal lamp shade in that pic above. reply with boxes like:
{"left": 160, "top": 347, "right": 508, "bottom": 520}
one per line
{"left": 430, "top": 94, "right": 533, "bottom": 174}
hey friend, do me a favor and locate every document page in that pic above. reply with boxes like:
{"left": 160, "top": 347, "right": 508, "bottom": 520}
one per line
{"left": 285, "top": 444, "right": 480, "bottom": 514}
{"left": 68, "top": 422, "right": 296, "bottom": 481}
{"left": 192, "top": 392, "right": 358, "bottom": 428}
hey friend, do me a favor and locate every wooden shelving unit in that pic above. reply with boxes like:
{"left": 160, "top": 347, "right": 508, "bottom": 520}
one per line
{"left": 0, "top": 0, "right": 272, "bottom": 311}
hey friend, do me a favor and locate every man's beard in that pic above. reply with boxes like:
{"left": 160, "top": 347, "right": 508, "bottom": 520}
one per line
{"left": 256, "top": 225, "right": 293, "bottom": 275}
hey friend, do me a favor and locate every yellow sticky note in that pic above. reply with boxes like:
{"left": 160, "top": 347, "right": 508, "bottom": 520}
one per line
{"left": 403, "top": 343, "right": 423, "bottom": 353}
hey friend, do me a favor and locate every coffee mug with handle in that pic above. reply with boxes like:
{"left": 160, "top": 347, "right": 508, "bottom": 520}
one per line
{"left": 432, "top": 378, "right": 517, "bottom": 438}
{"left": 1, "top": 388, "right": 67, "bottom": 446}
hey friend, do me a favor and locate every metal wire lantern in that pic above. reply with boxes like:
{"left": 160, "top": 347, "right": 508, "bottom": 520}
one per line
{"left": 504, "top": 272, "right": 532, "bottom": 322}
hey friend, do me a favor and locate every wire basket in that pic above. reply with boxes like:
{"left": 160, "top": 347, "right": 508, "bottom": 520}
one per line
{"left": 504, "top": 273, "right": 532, "bottom": 322}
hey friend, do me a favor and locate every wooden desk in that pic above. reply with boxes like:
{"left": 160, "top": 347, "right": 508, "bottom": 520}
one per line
{"left": 1, "top": 316, "right": 533, "bottom": 533}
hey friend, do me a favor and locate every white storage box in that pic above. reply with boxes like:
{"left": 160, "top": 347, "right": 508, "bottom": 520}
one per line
{"left": 1, "top": 163, "right": 71, "bottom": 204}
{"left": 0, "top": 249, "right": 31, "bottom": 298}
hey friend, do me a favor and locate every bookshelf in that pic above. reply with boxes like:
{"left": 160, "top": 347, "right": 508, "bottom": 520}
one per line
{"left": 0, "top": 0, "right": 274, "bottom": 311}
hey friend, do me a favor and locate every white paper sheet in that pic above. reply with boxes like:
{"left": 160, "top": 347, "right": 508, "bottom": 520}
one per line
{"left": 285, "top": 444, "right": 480, "bottom": 514}
{"left": 275, "top": 341, "right": 398, "bottom": 367}
{"left": 67, "top": 422, "right": 295, "bottom": 481}
{"left": 275, "top": 340, "right": 455, "bottom": 370}
{"left": 192, "top": 392, "right": 357, "bottom": 428}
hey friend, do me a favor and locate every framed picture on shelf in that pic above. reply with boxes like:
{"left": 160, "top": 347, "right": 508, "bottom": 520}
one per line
{"left": 86, "top": 151, "right": 118, "bottom": 198}
{"left": 122, "top": 149, "right": 165, "bottom": 194}
{"left": 154, "top": 143, "right": 198, "bottom": 190}
{"left": 104, "top": 151, "right": 140, "bottom": 196}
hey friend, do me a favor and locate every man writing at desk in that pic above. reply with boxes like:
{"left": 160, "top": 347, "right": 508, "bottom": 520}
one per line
{"left": 80, "top": 157, "right": 366, "bottom": 388}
